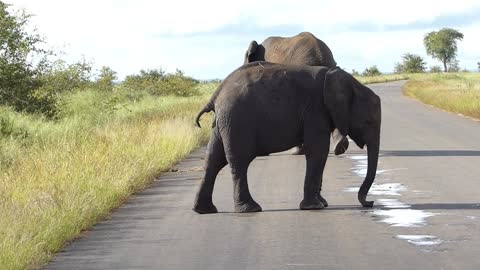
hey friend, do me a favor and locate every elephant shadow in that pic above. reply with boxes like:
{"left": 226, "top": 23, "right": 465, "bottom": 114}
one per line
{"left": 216, "top": 203, "right": 480, "bottom": 214}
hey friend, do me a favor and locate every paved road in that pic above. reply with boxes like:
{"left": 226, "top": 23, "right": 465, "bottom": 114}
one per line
{"left": 47, "top": 81, "right": 480, "bottom": 270}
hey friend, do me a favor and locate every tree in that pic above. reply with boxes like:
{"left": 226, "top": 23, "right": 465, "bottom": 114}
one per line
{"left": 394, "top": 53, "right": 426, "bottom": 73}
{"left": 351, "top": 69, "right": 360, "bottom": 76}
{"left": 0, "top": 2, "right": 52, "bottom": 113}
{"left": 477, "top": 62, "right": 480, "bottom": 72}
{"left": 423, "top": 28, "right": 463, "bottom": 72}
{"left": 362, "top": 66, "right": 381, "bottom": 76}
{"left": 96, "top": 66, "right": 117, "bottom": 91}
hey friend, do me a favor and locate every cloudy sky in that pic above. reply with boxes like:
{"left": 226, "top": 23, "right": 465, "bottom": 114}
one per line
{"left": 11, "top": 0, "right": 480, "bottom": 80}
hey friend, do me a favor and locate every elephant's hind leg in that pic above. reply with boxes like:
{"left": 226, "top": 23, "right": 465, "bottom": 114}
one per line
{"left": 332, "top": 129, "right": 349, "bottom": 155}
{"left": 229, "top": 161, "right": 262, "bottom": 213}
{"left": 193, "top": 129, "right": 227, "bottom": 214}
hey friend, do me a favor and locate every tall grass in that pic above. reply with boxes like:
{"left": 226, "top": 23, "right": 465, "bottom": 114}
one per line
{"left": 403, "top": 73, "right": 480, "bottom": 119}
{"left": 0, "top": 83, "right": 217, "bottom": 269}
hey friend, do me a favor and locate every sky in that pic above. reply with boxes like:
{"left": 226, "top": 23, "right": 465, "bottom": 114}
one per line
{"left": 10, "top": 0, "right": 480, "bottom": 80}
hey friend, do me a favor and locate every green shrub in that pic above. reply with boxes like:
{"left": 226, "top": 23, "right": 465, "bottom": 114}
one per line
{"left": 430, "top": 66, "right": 443, "bottom": 73}
{"left": 29, "top": 60, "right": 93, "bottom": 117}
{"left": 448, "top": 60, "right": 460, "bottom": 72}
{"left": 95, "top": 66, "right": 117, "bottom": 91}
{"left": 394, "top": 53, "right": 426, "bottom": 73}
{"left": 122, "top": 69, "right": 199, "bottom": 96}
{"left": 362, "top": 66, "right": 382, "bottom": 76}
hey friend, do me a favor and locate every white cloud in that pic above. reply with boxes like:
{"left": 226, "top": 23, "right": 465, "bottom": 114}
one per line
{"left": 9, "top": 0, "right": 480, "bottom": 78}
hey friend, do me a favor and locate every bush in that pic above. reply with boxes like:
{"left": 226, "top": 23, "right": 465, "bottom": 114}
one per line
{"left": 351, "top": 69, "right": 360, "bottom": 76}
{"left": 394, "top": 53, "right": 426, "bottom": 73}
{"left": 362, "top": 66, "right": 382, "bottom": 76}
{"left": 122, "top": 69, "right": 199, "bottom": 96}
{"left": 95, "top": 66, "right": 117, "bottom": 91}
{"left": 28, "top": 60, "right": 93, "bottom": 117}
{"left": 430, "top": 66, "right": 443, "bottom": 73}
{"left": 448, "top": 60, "right": 460, "bottom": 72}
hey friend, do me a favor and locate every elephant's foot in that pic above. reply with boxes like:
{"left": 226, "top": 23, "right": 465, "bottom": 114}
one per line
{"left": 361, "top": 201, "right": 374, "bottom": 207}
{"left": 333, "top": 136, "right": 349, "bottom": 155}
{"left": 358, "top": 193, "right": 374, "bottom": 207}
{"left": 193, "top": 200, "right": 218, "bottom": 214}
{"left": 318, "top": 193, "right": 329, "bottom": 207}
{"left": 291, "top": 145, "right": 305, "bottom": 155}
{"left": 235, "top": 199, "right": 262, "bottom": 213}
{"left": 299, "top": 196, "right": 325, "bottom": 210}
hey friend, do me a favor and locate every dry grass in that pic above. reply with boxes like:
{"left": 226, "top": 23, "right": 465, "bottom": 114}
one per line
{"left": 0, "top": 84, "right": 216, "bottom": 269}
{"left": 403, "top": 73, "right": 480, "bottom": 119}
{"left": 356, "top": 74, "right": 411, "bottom": 85}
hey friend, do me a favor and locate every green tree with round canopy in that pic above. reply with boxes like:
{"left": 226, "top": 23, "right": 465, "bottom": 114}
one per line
{"left": 423, "top": 28, "right": 463, "bottom": 72}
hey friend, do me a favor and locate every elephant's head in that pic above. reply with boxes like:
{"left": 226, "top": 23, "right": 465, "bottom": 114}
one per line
{"left": 244, "top": 40, "right": 265, "bottom": 64}
{"left": 323, "top": 68, "right": 381, "bottom": 207}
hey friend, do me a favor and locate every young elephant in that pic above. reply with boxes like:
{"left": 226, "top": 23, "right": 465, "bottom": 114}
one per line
{"left": 193, "top": 62, "right": 381, "bottom": 214}
{"left": 243, "top": 31, "right": 348, "bottom": 155}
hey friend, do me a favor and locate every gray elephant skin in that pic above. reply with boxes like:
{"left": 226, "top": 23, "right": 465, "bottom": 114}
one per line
{"left": 194, "top": 62, "right": 381, "bottom": 214}
{"left": 244, "top": 31, "right": 337, "bottom": 67}
{"left": 244, "top": 31, "right": 348, "bottom": 155}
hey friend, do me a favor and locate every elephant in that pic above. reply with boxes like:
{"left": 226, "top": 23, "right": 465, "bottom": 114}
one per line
{"left": 193, "top": 62, "right": 381, "bottom": 214}
{"left": 243, "top": 31, "right": 348, "bottom": 155}
{"left": 243, "top": 31, "right": 337, "bottom": 67}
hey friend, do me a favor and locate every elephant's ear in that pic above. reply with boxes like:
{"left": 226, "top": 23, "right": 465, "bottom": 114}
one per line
{"left": 245, "top": 40, "right": 258, "bottom": 63}
{"left": 323, "top": 68, "right": 353, "bottom": 136}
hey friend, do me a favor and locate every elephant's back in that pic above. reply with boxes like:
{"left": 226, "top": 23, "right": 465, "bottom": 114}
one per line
{"left": 262, "top": 32, "right": 337, "bottom": 68}
{"left": 216, "top": 63, "right": 325, "bottom": 109}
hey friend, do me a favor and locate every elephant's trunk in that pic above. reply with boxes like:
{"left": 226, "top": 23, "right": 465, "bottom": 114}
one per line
{"left": 357, "top": 133, "right": 380, "bottom": 207}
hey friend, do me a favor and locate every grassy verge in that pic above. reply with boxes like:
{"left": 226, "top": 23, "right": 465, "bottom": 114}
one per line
{"left": 0, "top": 83, "right": 217, "bottom": 269}
{"left": 403, "top": 73, "right": 480, "bottom": 119}
{"left": 356, "top": 74, "right": 411, "bottom": 84}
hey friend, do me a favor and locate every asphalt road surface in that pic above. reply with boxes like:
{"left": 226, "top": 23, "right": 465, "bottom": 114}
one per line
{"left": 46, "top": 81, "right": 480, "bottom": 270}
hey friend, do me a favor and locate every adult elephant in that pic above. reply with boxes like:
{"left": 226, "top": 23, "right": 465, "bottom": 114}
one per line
{"left": 244, "top": 31, "right": 337, "bottom": 67}
{"left": 243, "top": 31, "right": 347, "bottom": 155}
{"left": 193, "top": 62, "right": 381, "bottom": 214}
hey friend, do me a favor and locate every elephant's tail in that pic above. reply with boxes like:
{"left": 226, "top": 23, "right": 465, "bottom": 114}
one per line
{"left": 195, "top": 80, "right": 225, "bottom": 128}
{"left": 195, "top": 102, "right": 214, "bottom": 128}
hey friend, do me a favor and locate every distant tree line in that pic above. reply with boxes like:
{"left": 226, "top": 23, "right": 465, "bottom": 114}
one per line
{"left": 357, "top": 27, "right": 468, "bottom": 76}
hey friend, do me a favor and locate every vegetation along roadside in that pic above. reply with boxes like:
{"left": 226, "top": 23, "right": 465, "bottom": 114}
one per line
{"left": 403, "top": 73, "right": 480, "bottom": 120}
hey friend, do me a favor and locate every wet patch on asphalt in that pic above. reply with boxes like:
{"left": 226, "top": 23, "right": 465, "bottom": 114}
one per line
{"left": 346, "top": 155, "right": 444, "bottom": 250}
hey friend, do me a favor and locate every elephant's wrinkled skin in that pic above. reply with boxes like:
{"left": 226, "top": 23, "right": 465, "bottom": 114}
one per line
{"left": 244, "top": 31, "right": 348, "bottom": 155}
{"left": 193, "top": 62, "right": 381, "bottom": 214}
{"left": 244, "top": 32, "right": 337, "bottom": 67}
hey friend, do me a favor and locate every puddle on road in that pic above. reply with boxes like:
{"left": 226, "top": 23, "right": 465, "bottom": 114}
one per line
{"left": 396, "top": 235, "right": 444, "bottom": 246}
{"left": 373, "top": 209, "right": 436, "bottom": 227}
{"left": 346, "top": 155, "right": 443, "bottom": 249}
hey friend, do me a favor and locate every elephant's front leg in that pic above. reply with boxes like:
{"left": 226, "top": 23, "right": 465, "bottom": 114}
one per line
{"left": 230, "top": 162, "right": 262, "bottom": 213}
{"left": 300, "top": 132, "right": 330, "bottom": 210}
